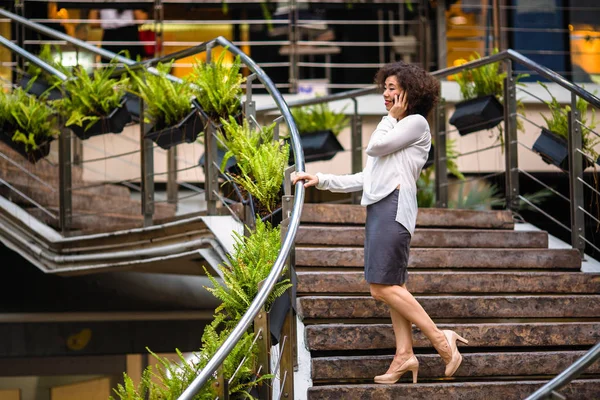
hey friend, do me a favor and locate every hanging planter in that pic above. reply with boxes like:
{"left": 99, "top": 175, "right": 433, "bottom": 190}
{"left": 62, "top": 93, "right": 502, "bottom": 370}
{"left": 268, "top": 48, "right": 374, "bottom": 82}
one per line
{"left": 69, "top": 98, "right": 132, "bottom": 140}
{"left": 449, "top": 95, "right": 504, "bottom": 136}
{"left": 0, "top": 130, "right": 52, "bottom": 164}
{"left": 287, "top": 130, "right": 344, "bottom": 163}
{"left": 144, "top": 109, "right": 203, "bottom": 150}
{"left": 532, "top": 128, "right": 598, "bottom": 171}
{"left": 124, "top": 92, "right": 141, "bottom": 122}
{"left": 20, "top": 75, "right": 62, "bottom": 101}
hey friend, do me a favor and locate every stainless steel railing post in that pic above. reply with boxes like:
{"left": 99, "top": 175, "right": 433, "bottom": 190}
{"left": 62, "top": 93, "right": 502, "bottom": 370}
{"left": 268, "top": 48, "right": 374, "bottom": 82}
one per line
{"left": 568, "top": 94, "right": 586, "bottom": 256}
{"left": 503, "top": 59, "right": 519, "bottom": 211}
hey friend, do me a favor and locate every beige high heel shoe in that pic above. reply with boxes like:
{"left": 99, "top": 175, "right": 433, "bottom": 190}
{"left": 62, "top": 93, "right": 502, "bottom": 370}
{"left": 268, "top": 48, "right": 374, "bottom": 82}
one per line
{"left": 374, "top": 355, "right": 419, "bottom": 384}
{"left": 441, "top": 330, "right": 469, "bottom": 377}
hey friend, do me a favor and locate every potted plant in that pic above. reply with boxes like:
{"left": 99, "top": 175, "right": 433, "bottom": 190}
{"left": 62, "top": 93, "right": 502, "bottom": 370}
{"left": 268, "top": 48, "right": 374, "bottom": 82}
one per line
{"left": 532, "top": 82, "right": 598, "bottom": 170}
{"left": 193, "top": 50, "right": 246, "bottom": 169}
{"left": 129, "top": 61, "right": 200, "bottom": 150}
{"left": 450, "top": 50, "right": 527, "bottom": 138}
{"left": 290, "top": 102, "right": 348, "bottom": 162}
{"left": 55, "top": 62, "right": 131, "bottom": 140}
{"left": 0, "top": 88, "right": 59, "bottom": 163}
{"left": 218, "top": 116, "right": 289, "bottom": 226}
{"left": 20, "top": 44, "right": 66, "bottom": 101}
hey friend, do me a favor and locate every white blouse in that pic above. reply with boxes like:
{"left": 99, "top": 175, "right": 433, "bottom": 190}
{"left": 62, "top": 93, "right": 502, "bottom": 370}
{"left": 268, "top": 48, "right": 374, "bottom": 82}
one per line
{"left": 315, "top": 114, "right": 431, "bottom": 235}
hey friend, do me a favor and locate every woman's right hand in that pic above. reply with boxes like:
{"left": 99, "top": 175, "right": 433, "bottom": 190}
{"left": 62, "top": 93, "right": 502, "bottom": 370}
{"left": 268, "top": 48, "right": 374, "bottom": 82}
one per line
{"left": 291, "top": 171, "right": 319, "bottom": 188}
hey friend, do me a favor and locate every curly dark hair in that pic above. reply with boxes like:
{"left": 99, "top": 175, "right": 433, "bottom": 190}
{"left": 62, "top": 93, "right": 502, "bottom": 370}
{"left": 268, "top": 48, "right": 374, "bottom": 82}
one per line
{"left": 374, "top": 61, "right": 440, "bottom": 118}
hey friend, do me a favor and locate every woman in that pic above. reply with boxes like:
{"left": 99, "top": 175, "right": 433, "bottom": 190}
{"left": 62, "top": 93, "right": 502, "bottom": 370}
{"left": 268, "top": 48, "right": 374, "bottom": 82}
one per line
{"left": 292, "top": 61, "right": 468, "bottom": 384}
{"left": 88, "top": 9, "right": 148, "bottom": 61}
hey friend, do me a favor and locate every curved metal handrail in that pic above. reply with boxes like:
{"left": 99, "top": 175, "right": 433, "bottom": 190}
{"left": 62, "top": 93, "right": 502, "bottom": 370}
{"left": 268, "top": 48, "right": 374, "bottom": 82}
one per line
{"left": 177, "top": 36, "right": 305, "bottom": 399}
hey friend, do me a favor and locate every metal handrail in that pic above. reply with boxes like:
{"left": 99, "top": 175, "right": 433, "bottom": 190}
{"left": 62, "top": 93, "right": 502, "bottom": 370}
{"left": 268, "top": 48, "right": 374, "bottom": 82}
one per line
{"left": 525, "top": 341, "right": 600, "bottom": 400}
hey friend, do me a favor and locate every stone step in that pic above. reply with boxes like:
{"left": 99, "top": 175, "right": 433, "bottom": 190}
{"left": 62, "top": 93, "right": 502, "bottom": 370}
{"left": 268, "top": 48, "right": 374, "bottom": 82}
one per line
{"left": 302, "top": 204, "right": 514, "bottom": 229}
{"left": 296, "top": 226, "right": 548, "bottom": 248}
{"left": 0, "top": 160, "right": 84, "bottom": 184}
{"left": 298, "top": 295, "right": 600, "bottom": 320}
{"left": 311, "top": 351, "right": 600, "bottom": 382}
{"left": 305, "top": 322, "right": 600, "bottom": 352}
{"left": 2, "top": 172, "right": 131, "bottom": 199}
{"left": 26, "top": 207, "right": 144, "bottom": 232}
{"left": 296, "top": 248, "right": 581, "bottom": 270}
{"left": 307, "top": 379, "right": 600, "bottom": 400}
{"left": 297, "top": 271, "right": 600, "bottom": 294}
{"left": 3, "top": 182, "right": 175, "bottom": 220}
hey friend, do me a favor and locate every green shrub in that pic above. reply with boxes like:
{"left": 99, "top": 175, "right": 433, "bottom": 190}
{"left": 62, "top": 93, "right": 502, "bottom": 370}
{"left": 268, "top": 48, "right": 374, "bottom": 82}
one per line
{"left": 0, "top": 88, "right": 59, "bottom": 152}
{"left": 128, "top": 61, "right": 195, "bottom": 132}
{"left": 291, "top": 102, "right": 349, "bottom": 135}
{"left": 56, "top": 63, "right": 128, "bottom": 132}
{"left": 191, "top": 51, "right": 244, "bottom": 121}
{"left": 538, "top": 81, "right": 598, "bottom": 162}
{"left": 219, "top": 117, "right": 289, "bottom": 213}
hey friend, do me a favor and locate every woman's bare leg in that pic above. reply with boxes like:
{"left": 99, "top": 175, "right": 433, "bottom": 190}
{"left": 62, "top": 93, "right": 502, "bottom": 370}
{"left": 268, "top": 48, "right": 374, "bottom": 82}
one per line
{"left": 370, "top": 283, "right": 452, "bottom": 361}
{"left": 385, "top": 307, "right": 415, "bottom": 373}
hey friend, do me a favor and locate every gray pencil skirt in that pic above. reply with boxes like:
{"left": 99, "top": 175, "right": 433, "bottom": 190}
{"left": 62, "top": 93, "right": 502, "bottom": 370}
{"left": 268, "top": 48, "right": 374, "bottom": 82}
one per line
{"left": 364, "top": 189, "right": 411, "bottom": 285}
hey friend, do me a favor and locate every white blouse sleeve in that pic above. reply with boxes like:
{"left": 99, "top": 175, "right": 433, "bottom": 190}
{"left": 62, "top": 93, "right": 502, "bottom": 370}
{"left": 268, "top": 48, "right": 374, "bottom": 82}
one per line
{"left": 315, "top": 172, "right": 364, "bottom": 193}
{"left": 366, "top": 114, "right": 428, "bottom": 157}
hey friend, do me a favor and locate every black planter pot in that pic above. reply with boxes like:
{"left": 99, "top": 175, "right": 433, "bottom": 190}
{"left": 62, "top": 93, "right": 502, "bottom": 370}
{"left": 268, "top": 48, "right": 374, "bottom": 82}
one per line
{"left": 69, "top": 99, "right": 132, "bottom": 140}
{"left": 125, "top": 93, "right": 141, "bottom": 122}
{"left": 268, "top": 290, "right": 290, "bottom": 345}
{"left": 289, "top": 130, "right": 344, "bottom": 163}
{"left": 449, "top": 95, "right": 504, "bottom": 136}
{"left": 0, "top": 130, "right": 52, "bottom": 164}
{"left": 19, "top": 76, "right": 63, "bottom": 101}
{"left": 424, "top": 144, "right": 434, "bottom": 169}
{"left": 145, "top": 109, "right": 203, "bottom": 150}
{"left": 532, "top": 128, "right": 598, "bottom": 171}
{"left": 532, "top": 128, "right": 568, "bottom": 168}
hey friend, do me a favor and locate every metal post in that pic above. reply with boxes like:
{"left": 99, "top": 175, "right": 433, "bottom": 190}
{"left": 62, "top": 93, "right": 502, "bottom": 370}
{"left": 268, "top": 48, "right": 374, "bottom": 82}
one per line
{"left": 436, "top": 0, "right": 447, "bottom": 70}
{"left": 154, "top": 0, "right": 164, "bottom": 58}
{"left": 215, "top": 365, "right": 228, "bottom": 400}
{"left": 434, "top": 100, "right": 448, "bottom": 207}
{"left": 503, "top": 59, "right": 519, "bottom": 211}
{"left": 245, "top": 73, "right": 257, "bottom": 127}
{"left": 288, "top": 0, "right": 298, "bottom": 93}
{"left": 15, "top": 0, "right": 25, "bottom": 72}
{"left": 58, "top": 128, "right": 72, "bottom": 234}
{"left": 166, "top": 147, "right": 177, "bottom": 205}
{"left": 140, "top": 99, "right": 154, "bottom": 226}
{"left": 253, "top": 309, "right": 271, "bottom": 400}
{"left": 351, "top": 98, "right": 363, "bottom": 205}
{"left": 568, "top": 94, "right": 585, "bottom": 256}
{"left": 492, "top": 0, "right": 501, "bottom": 50}
{"left": 204, "top": 123, "right": 218, "bottom": 216}
{"left": 282, "top": 167, "right": 298, "bottom": 369}
{"left": 72, "top": 136, "right": 83, "bottom": 166}
{"left": 498, "top": 0, "right": 508, "bottom": 51}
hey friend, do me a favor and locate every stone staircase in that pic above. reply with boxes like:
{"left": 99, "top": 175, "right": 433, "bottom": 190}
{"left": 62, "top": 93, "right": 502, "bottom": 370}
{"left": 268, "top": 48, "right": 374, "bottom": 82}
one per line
{"left": 296, "top": 204, "right": 600, "bottom": 399}
{"left": 0, "top": 142, "right": 176, "bottom": 233}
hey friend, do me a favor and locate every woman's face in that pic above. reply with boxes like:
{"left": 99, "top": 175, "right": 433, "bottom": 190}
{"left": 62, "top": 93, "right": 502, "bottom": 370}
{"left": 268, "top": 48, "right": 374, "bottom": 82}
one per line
{"left": 383, "top": 75, "right": 404, "bottom": 111}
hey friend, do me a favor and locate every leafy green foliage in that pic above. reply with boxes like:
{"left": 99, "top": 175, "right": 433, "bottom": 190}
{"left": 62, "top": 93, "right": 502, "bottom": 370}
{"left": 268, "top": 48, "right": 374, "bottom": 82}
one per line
{"left": 55, "top": 62, "right": 128, "bottom": 131}
{"left": 291, "top": 103, "right": 349, "bottom": 136}
{"left": 0, "top": 88, "right": 59, "bottom": 152}
{"left": 219, "top": 117, "right": 289, "bottom": 213}
{"left": 128, "top": 61, "right": 195, "bottom": 131}
{"left": 25, "top": 44, "right": 69, "bottom": 89}
{"left": 112, "top": 220, "right": 287, "bottom": 400}
{"left": 538, "top": 81, "right": 599, "bottom": 161}
{"left": 191, "top": 51, "right": 244, "bottom": 121}
{"left": 206, "top": 219, "right": 290, "bottom": 322}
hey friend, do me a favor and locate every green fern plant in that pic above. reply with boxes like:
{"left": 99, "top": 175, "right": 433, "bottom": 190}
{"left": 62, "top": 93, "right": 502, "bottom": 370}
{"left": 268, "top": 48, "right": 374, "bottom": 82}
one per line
{"left": 205, "top": 219, "right": 291, "bottom": 322}
{"left": 219, "top": 117, "right": 288, "bottom": 213}
{"left": 0, "top": 88, "right": 59, "bottom": 152}
{"left": 538, "top": 81, "right": 599, "bottom": 162}
{"left": 24, "top": 44, "right": 69, "bottom": 89}
{"left": 291, "top": 102, "right": 349, "bottom": 136}
{"left": 55, "top": 62, "right": 128, "bottom": 132}
{"left": 191, "top": 51, "right": 245, "bottom": 121}
{"left": 128, "top": 61, "right": 195, "bottom": 132}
